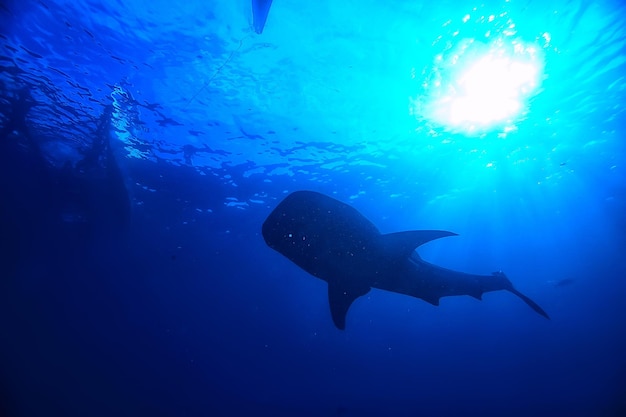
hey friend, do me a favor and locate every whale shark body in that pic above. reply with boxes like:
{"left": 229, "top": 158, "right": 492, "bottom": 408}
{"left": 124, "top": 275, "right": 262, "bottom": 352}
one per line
{"left": 262, "top": 190, "right": 549, "bottom": 329}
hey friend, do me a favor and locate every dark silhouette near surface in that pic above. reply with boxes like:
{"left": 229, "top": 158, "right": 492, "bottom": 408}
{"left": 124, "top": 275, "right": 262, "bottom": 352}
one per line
{"left": 252, "top": 0, "right": 273, "bottom": 34}
{"left": 0, "top": 92, "right": 130, "bottom": 280}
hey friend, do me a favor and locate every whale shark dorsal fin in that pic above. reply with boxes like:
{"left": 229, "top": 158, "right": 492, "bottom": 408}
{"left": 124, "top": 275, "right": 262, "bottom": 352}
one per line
{"left": 328, "top": 283, "right": 370, "bottom": 330}
{"left": 379, "top": 230, "right": 458, "bottom": 259}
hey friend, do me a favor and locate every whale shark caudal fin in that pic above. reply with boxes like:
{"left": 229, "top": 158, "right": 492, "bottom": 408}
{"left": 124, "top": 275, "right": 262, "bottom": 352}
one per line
{"left": 494, "top": 271, "right": 550, "bottom": 319}
{"left": 507, "top": 287, "right": 551, "bottom": 319}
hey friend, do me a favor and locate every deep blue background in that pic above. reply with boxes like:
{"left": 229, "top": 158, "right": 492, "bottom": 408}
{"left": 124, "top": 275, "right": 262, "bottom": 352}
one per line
{"left": 1, "top": 0, "right": 626, "bottom": 416}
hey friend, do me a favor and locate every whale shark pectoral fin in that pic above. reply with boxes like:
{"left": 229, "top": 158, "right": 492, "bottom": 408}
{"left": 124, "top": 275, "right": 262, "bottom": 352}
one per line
{"left": 328, "top": 283, "right": 370, "bottom": 330}
{"left": 379, "top": 230, "right": 458, "bottom": 259}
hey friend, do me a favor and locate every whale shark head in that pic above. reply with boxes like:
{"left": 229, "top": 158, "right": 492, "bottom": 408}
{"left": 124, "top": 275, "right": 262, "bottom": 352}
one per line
{"left": 262, "top": 190, "right": 381, "bottom": 282}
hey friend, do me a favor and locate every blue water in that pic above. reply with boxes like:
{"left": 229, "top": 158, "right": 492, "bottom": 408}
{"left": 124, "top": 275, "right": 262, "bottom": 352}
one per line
{"left": 1, "top": 0, "right": 625, "bottom": 416}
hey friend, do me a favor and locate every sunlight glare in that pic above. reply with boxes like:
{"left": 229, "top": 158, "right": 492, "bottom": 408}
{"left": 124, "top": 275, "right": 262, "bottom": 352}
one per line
{"left": 415, "top": 37, "right": 544, "bottom": 135}
{"left": 450, "top": 54, "right": 538, "bottom": 125}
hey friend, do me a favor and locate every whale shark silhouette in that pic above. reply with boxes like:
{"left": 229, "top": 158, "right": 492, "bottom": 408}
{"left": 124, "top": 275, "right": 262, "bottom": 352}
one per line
{"left": 262, "top": 190, "right": 549, "bottom": 329}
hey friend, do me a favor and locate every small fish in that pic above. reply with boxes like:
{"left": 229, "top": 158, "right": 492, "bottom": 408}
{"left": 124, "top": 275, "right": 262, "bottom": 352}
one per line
{"left": 548, "top": 278, "right": 575, "bottom": 287}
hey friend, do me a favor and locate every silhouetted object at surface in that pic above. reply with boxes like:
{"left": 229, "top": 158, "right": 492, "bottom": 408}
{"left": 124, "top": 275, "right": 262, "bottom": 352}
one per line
{"left": 252, "top": 0, "right": 273, "bottom": 34}
{"left": 263, "top": 190, "right": 550, "bottom": 329}
{"left": 0, "top": 85, "right": 38, "bottom": 140}
{"left": 0, "top": 86, "right": 47, "bottom": 278}
{"left": 0, "top": 93, "right": 130, "bottom": 279}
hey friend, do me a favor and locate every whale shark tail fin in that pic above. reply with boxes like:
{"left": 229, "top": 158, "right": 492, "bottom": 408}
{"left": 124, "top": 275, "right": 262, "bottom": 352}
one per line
{"left": 493, "top": 271, "right": 550, "bottom": 319}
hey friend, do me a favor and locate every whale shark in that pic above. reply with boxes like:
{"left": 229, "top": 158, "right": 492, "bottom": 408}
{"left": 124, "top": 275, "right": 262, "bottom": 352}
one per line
{"left": 262, "top": 190, "right": 549, "bottom": 329}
